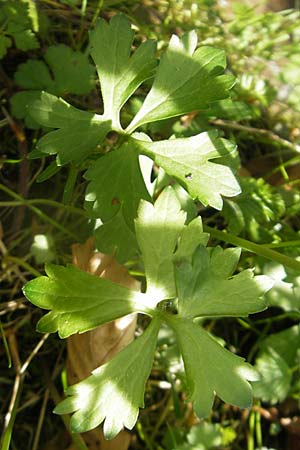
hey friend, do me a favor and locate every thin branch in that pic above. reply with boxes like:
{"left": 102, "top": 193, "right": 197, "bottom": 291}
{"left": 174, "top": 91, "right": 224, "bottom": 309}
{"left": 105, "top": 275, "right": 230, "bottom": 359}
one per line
{"left": 210, "top": 118, "right": 300, "bottom": 154}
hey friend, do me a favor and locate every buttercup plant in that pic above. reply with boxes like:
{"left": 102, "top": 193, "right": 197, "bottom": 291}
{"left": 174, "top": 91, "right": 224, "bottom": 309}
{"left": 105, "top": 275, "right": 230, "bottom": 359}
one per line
{"left": 23, "top": 14, "right": 273, "bottom": 439}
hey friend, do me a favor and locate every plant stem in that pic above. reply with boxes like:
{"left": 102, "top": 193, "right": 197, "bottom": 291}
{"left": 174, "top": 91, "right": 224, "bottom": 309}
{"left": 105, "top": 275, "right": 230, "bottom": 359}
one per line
{"left": 0, "top": 184, "right": 81, "bottom": 240}
{"left": 204, "top": 225, "right": 300, "bottom": 272}
{"left": 5, "top": 255, "right": 41, "bottom": 278}
{"left": 0, "top": 333, "right": 49, "bottom": 450}
{"left": 210, "top": 118, "right": 300, "bottom": 154}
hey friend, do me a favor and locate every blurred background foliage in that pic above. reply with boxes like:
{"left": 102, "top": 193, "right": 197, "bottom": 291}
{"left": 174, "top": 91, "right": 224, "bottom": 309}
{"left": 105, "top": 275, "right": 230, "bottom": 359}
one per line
{"left": 1, "top": 1, "right": 300, "bottom": 449}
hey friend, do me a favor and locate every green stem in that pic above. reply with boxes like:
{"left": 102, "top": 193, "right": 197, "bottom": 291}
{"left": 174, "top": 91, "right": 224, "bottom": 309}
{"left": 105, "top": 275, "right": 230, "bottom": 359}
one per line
{"left": 204, "top": 225, "right": 300, "bottom": 272}
{"left": 247, "top": 409, "right": 255, "bottom": 450}
{"left": 0, "top": 319, "right": 11, "bottom": 368}
{"left": 265, "top": 240, "right": 300, "bottom": 248}
{"left": 5, "top": 256, "right": 41, "bottom": 278}
{"left": 255, "top": 406, "right": 263, "bottom": 448}
{"left": 0, "top": 184, "right": 82, "bottom": 240}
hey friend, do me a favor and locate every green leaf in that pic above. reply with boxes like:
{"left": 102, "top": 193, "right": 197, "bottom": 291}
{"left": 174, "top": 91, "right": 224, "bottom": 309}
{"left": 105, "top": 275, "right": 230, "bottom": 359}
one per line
{"left": 169, "top": 317, "right": 259, "bottom": 417}
{"left": 14, "top": 60, "right": 53, "bottom": 90}
{"left": 22, "top": 263, "right": 154, "bottom": 338}
{"left": 127, "top": 34, "right": 235, "bottom": 131}
{"left": 133, "top": 131, "right": 240, "bottom": 210}
{"left": 29, "top": 92, "right": 111, "bottom": 165}
{"left": 89, "top": 14, "right": 157, "bottom": 129}
{"left": 94, "top": 209, "right": 139, "bottom": 264}
{"left": 13, "top": 29, "right": 39, "bottom": 51}
{"left": 253, "top": 348, "right": 292, "bottom": 404}
{"left": 222, "top": 177, "right": 285, "bottom": 240}
{"left": 44, "top": 44, "right": 95, "bottom": 95}
{"left": 187, "top": 423, "right": 222, "bottom": 449}
{"left": 257, "top": 325, "right": 300, "bottom": 369}
{"left": 85, "top": 144, "right": 152, "bottom": 227}
{"left": 54, "top": 316, "right": 161, "bottom": 438}
{"left": 0, "top": 36, "right": 12, "bottom": 58}
{"left": 36, "top": 160, "right": 60, "bottom": 183}
{"left": 14, "top": 45, "right": 95, "bottom": 95}
{"left": 174, "top": 217, "right": 209, "bottom": 262}
{"left": 135, "top": 187, "right": 186, "bottom": 299}
{"left": 10, "top": 91, "right": 41, "bottom": 128}
{"left": 176, "top": 246, "right": 272, "bottom": 319}
{"left": 263, "top": 262, "right": 300, "bottom": 312}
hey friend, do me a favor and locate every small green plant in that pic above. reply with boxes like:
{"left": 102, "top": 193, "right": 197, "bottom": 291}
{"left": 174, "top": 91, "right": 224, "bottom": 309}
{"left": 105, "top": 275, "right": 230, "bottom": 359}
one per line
{"left": 23, "top": 14, "right": 274, "bottom": 439}
{"left": 0, "top": 0, "right": 39, "bottom": 58}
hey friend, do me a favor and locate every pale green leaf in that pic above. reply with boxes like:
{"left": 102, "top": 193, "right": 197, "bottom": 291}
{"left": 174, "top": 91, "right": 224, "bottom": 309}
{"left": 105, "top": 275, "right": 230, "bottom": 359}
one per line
{"left": 22, "top": 263, "right": 154, "bottom": 338}
{"left": 89, "top": 14, "right": 156, "bottom": 129}
{"left": 85, "top": 144, "right": 151, "bottom": 227}
{"left": 133, "top": 131, "right": 240, "bottom": 210}
{"left": 174, "top": 217, "right": 209, "bottom": 262}
{"left": 176, "top": 246, "right": 272, "bottom": 319}
{"left": 135, "top": 187, "right": 186, "bottom": 299}
{"left": 253, "top": 348, "right": 292, "bottom": 404}
{"left": 187, "top": 423, "right": 222, "bottom": 448}
{"left": 169, "top": 317, "right": 259, "bottom": 417}
{"left": 31, "top": 234, "right": 55, "bottom": 264}
{"left": 29, "top": 92, "right": 111, "bottom": 165}
{"left": 54, "top": 316, "right": 161, "bottom": 438}
{"left": 127, "top": 35, "right": 235, "bottom": 131}
{"left": 263, "top": 262, "right": 300, "bottom": 312}
{"left": 258, "top": 325, "right": 300, "bottom": 367}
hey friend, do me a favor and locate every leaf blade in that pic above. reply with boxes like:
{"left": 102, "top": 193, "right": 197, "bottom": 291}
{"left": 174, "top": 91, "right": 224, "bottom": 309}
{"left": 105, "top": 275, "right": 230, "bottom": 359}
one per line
{"left": 29, "top": 92, "right": 111, "bottom": 164}
{"left": 89, "top": 14, "right": 157, "bottom": 129}
{"left": 23, "top": 263, "right": 155, "bottom": 338}
{"left": 176, "top": 246, "right": 272, "bottom": 319}
{"left": 135, "top": 187, "right": 186, "bottom": 299}
{"left": 54, "top": 316, "right": 161, "bottom": 438}
{"left": 169, "top": 317, "right": 259, "bottom": 417}
{"left": 128, "top": 38, "right": 235, "bottom": 131}
{"left": 134, "top": 131, "right": 241, "bottom": 210}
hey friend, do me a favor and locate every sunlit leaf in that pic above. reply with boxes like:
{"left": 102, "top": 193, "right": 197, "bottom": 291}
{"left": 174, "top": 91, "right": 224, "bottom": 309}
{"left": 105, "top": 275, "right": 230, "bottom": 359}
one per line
{"left": 169, "top": 317, "right": 259, "bottom": 417}
{"left": 133, "top": 131, "right": 240, "bottom": 210}
{"left": 127, "top": 33, "right": 235, "bottom": 131}
{"left": 29, "top": 92, "right": 111, "bottom": 165}
{"left": 135, "top": 187, "right": 186, "bottom": 299}
{"left": 176, "top": 246, "right": 272, "bottom": 319}
{"left": 54, "top": 316, "right": 161, "bottom": 438}
{"left": 23, "top": 263, "right": 154, "bottom": 338}
{"left": 89, "top": 14, "right": 156, "bottom": 129}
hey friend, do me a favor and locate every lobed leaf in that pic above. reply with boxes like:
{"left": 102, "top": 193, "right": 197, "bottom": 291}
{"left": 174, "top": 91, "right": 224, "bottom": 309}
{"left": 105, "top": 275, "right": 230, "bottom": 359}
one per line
{"left": 23, "top": 263, "right": 155, "bottom": 338}
{"left": 14, "top": 45, "right": 95, "bottom": 95}
{"left": 168, "top": 317, "right": 259, "bottom": 417}
{"left": 174, "top": 216, "right": 209, "bottom": 262}
{"left": 135, "top": 187, "right": 186, "bottom": 299}
{"left": 94, "top": 209, "right": 139, "bottom": 264}
{"left": 253, "top": 348, "right": 292, "bottom": 404}
{"left": 89, "top": 14, "right": 157, "bottom": 129}
{"left": 54, "top": 316, "right": 161, "bottom": 438}
{"left": 133, "top": 130, "right": 241, "bottom": 210}
{"left": 29, "top": 92, "right": 111, "bottom": 165}
{"left": 176, "top": 246, "right": 272, "bottom": 319}
{"left": 85, "top": 144, "right": 152, "bottom": 228}
{"left": 127, "top": 33, "right": 235, "bottom": 132}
